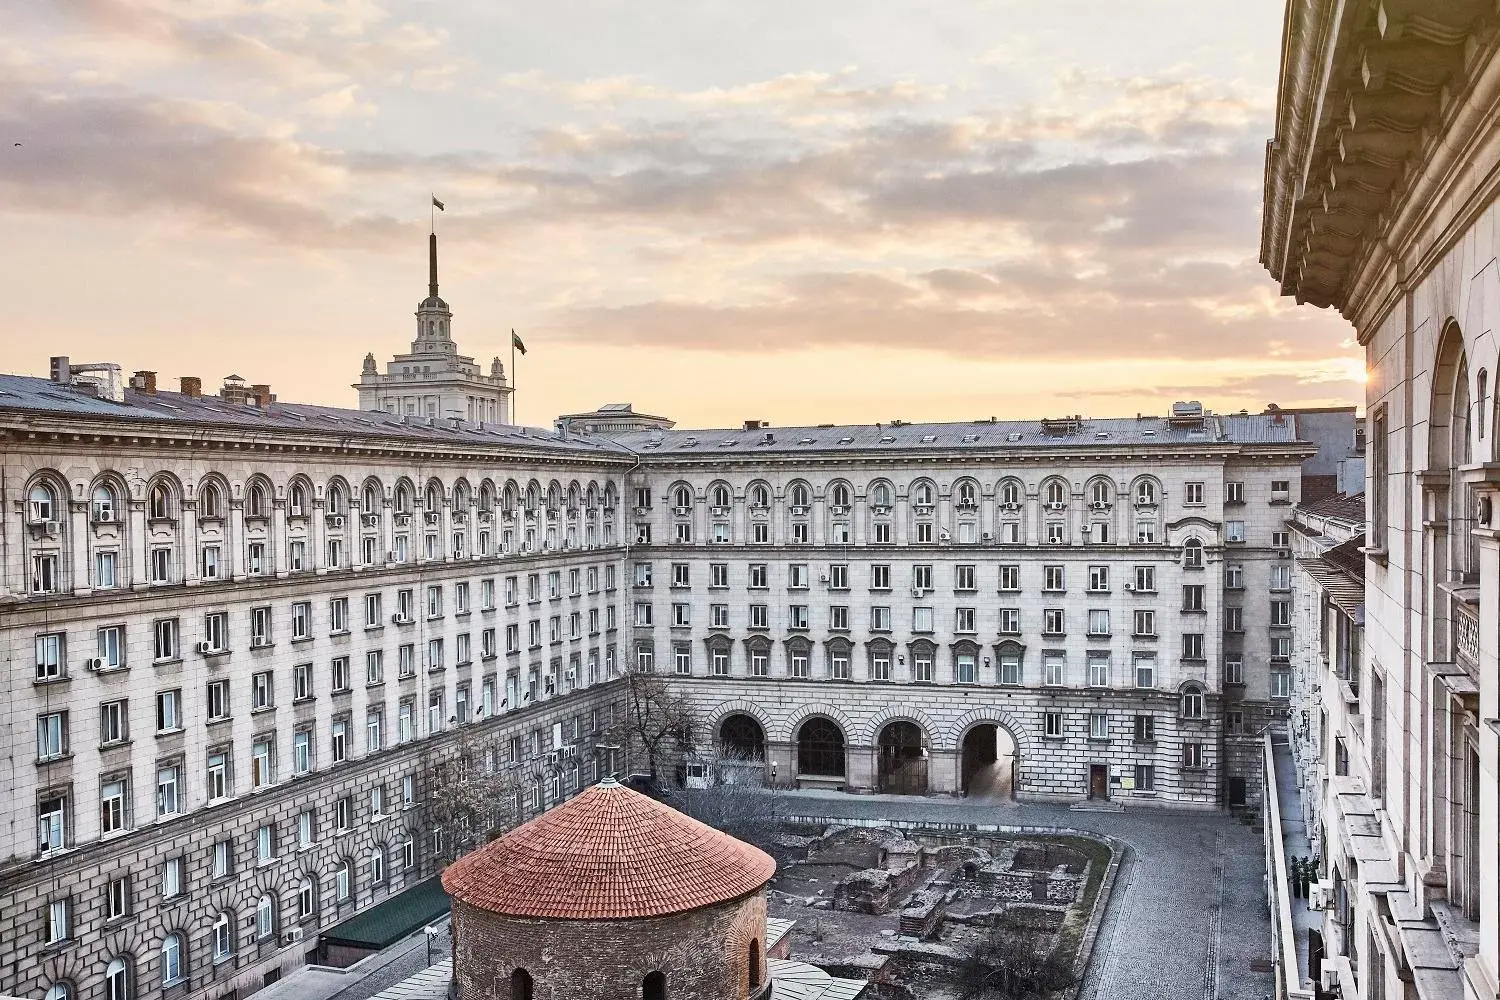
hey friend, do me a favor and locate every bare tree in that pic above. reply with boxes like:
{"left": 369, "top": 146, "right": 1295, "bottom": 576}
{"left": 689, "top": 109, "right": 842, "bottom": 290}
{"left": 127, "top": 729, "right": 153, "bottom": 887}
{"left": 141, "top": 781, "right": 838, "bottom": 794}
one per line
{"left": 423, "top": 726, "right": 523, "bottom": 864}
{"left": 671, "top": 747, "right": 784, "bottom": 850}
{"left": 956, "top": 925, "right": 1078, "bottom": 1000}
{"left": 609, "top": 669, "right": 697, "bottom": 780}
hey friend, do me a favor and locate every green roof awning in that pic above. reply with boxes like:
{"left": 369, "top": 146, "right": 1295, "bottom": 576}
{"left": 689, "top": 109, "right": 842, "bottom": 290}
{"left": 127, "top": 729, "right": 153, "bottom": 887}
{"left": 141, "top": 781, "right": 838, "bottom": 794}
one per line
{"left": 321, "top": 877, "right": 450, "bottom": 951}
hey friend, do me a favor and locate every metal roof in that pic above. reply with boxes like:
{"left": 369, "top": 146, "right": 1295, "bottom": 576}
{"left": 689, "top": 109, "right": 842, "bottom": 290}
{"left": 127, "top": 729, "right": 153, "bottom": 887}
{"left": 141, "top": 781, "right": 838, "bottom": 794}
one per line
{"left": 611, "top": 413, "right": 1307, "bottom": 457}
{"left": 0, "top": 374, "right": 623, "bottom": 456}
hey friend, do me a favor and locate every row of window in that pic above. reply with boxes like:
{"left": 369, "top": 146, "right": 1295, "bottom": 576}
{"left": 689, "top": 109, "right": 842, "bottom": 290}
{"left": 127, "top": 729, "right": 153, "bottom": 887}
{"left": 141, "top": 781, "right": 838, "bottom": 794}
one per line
{"left": 631, "top": 517, "right": 1292, "bottom": 547}
{"left": 644, "top": 477, "right": 1291, "bottom": 512}
{"left": 635, "top": 560, "right": 1293, "bottom": 592}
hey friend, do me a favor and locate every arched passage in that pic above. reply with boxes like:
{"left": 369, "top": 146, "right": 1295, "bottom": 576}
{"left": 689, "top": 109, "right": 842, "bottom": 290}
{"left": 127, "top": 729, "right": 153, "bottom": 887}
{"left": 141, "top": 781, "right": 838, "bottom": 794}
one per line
{"left": 876, "top": 721, "right": 928, "bottom": 795}
{"left": 961, "top": 724, "right": 1018, "bottom": 799}
{"left": 719, "top": 714, "right": 765, "bottom": 760}
{"left": 796, "top": 718, "right": 846, "bottom": 777}
{"left": 510, "top": 969, "right": 533, "bottom": 1000}
{"left": 642, "top": 970, "right": 666, "bottom": 999}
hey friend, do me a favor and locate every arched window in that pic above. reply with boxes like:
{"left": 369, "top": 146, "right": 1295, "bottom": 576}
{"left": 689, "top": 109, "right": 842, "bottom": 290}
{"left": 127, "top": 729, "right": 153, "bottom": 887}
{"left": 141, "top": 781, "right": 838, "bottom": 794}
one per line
{"left": 1045, "top": 480, "right": 1066, "bottom": 506}
{"left": 789, "top": 483, "right": 810, "bottom": 508}
{"left": 673, "top": 485, "right": 692, "bottom": 510}
{"left": 1135, "top": 479, "right": 1157, "bottom": 505}
{"left": 297, "top": 878, "right": 315, "bottom": 920}
{"left": 749, "top": 939, "right": 762, "bottom": 988}
{"left": 1090, "top": 480, "right": 1112, "bottom": 505}
{"left": 956, "top": 480, "right": 977, "bottom": 506}
{"left": 28, "top": 483, "right": 58, "bottom": 522}
{"left": 1000, "top": 480, "right": 1021, "bottom": 506}
{"left": 212, "top": 912, "right": 233, "bottom": 960}
{"left": 92, "top": 484, "right": 118, "bottom": 523}
{"left": 149, "top": 483, "right": 172, "bottom": 519}
{"left": 44, "top": 983, "right": 71, "bottom": 1000}
{"left": 750, "top": 484, "right": 769, "bottom": 508}
{"left": 797, "top": 718, "right": 846, "bottom": 777}
{"left": 719, "top": 714, "right": 765, "bottom": 760}
{"left": 642, "top": 971, "right": 666, "bottom": 1000}
{"left": 327, "top": 483, "right": 345, "bottom": 516}
{"left": 363, "top": 484, "right": 380, "bottom": 513}
{"left": 199, "top": 483, "right": 222, "bottom": 519}
{"left": 1183, "top": 537, "right": 1203, "bottom": 569}
{"left": 289, "top": 482, "right": 308, "bottom": 516}
{"left": 247, "top": 483, "right": 268, "bottom": 518}
{"left": 870, "top": 483, "right": 892, "bottom": 509}
{"left": 831, "top": 483, "right": 851, "bottom": 508}
{"left": 711, "top": 484, "right": 731, "bottom": 508}
{"left": 369, "top": 847, "right": 384, "bottom": 884}
{"left": 425, "top": 483, "right": 442, "bottom": 511}
{"left": 256, "top": 894, "right": 275, "bottom": 939}
{"left": 336, "top": 860, "right": 352, "bottom": 900}
{"left": 913, "top": 482, "right": 933, "bottom": 506}
{"left": 161, "top": 934, "right": 184, "bottom": 985}
{"left": 395, "top": 483, "right": 413, "bottom": 514}
{"left": 1181, "top": 684, "right": 1204, "bottom": 720}
{"left": 104, "top": 959, "right": 130, "bottom": 1000}
{"left": 510, "top": 969, "right": 534, "bottom": 1000}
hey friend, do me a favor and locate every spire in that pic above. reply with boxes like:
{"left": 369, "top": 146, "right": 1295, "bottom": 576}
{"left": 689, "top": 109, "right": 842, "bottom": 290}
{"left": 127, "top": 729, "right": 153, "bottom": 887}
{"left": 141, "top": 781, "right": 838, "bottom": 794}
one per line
{"left": 428, "top": 232, "right": 439, "bottom": 299}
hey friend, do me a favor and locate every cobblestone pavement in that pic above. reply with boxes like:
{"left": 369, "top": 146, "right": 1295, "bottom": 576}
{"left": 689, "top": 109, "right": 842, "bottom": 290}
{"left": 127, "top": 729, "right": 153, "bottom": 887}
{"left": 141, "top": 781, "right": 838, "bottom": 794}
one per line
{"left": 776, "top": 790, "right": 1274, "bottom": 1000}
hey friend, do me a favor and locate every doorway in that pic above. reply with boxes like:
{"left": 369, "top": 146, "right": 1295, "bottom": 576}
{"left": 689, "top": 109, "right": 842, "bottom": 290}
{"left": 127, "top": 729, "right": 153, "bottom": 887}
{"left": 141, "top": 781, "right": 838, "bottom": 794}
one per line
{"left": 1088, "top": 764, "right": 1109, "bottom": 800}
{"left": 961, "top": 724, "right": 1017, "bottom": 798}
{"left": 877, "top": 721, "right": 928, "bottom": 794}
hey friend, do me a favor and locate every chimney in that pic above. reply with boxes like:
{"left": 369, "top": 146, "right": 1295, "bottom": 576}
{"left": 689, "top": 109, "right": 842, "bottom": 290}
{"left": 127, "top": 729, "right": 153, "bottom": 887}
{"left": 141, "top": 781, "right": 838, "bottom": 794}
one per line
{"left": 180, "top": 376, "right": 202, "bottom": 398}
{"left": 50, "top": 357, "right": 71, "bottom": 383}
{"left": 249, "top": 384, "right": 273, "bottom": 408}
{"left": 130, "top": 371, "right": 158, "bottom": 395}
{"left": 742, "top": 419, "right": 767, "bottom": 431}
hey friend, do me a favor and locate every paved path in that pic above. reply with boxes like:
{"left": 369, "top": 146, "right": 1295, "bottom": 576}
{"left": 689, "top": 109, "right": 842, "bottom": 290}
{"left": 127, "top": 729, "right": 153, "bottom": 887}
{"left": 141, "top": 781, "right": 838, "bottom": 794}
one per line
{"left": 775, "top": 790, "right": 1274, "bottom": 1000}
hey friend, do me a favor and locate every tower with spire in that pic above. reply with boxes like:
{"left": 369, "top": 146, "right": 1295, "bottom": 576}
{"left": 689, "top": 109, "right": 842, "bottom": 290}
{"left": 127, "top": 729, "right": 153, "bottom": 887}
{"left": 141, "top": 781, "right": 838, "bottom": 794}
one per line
{"left": 355, "top": 229, "right": 513, "bottom": 423}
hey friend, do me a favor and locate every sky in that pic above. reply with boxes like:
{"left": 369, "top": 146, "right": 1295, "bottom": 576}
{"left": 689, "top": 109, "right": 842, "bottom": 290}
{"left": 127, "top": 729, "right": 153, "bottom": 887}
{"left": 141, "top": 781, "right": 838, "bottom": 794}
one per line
{"left": 2, "top": 0, "right": 1362, "bottom": 429}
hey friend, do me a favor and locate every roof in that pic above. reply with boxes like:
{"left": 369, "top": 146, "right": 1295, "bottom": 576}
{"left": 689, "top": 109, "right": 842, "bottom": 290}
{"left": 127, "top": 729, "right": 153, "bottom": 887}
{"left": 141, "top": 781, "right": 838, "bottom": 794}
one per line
{"left": 0, "top": 374, "right": 622, "bottom": 456}
{"left": 1297, "top": 491, "right": 1366, "bottom": 525}
{"left": 610, "top": 413, "right": 1309, "bottom": 457}
{"left": 441, "top": 778, "right": 775, "bottom": 920}
{"left": 319, "top": 876, "right": 450, "bottom": 951}
{"left": 1299, "top": 532, "right": 1365, "bottom": 622}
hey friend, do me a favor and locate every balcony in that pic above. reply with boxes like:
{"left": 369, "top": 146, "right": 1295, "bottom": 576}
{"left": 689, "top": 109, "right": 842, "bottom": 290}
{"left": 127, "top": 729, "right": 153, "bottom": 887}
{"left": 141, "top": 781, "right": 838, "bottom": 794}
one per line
{"left": 1453, "top": 599, "right": 1480, "bottom": 674}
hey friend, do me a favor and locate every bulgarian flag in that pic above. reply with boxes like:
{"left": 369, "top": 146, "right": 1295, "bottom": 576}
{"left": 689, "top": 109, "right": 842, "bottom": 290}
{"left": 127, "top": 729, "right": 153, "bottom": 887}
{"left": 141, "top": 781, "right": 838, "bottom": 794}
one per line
{"left": 512, "top": 330, "right": 527, "bottom": 355}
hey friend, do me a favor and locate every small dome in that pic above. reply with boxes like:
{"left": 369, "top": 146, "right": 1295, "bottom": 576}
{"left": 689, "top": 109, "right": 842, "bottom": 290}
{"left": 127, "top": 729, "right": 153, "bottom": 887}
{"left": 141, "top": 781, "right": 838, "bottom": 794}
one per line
{"left": 441, "top": 779, "right": 775, "bottom": 920}
{"left": 420, "top": 296, "right": 449, "bottom": 310}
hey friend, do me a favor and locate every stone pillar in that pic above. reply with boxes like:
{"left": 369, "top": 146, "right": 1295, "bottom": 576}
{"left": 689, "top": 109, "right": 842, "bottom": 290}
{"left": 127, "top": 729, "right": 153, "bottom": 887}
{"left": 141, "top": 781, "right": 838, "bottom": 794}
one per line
{"left": 270, "top": 498, "right": 287, "bottom": 578}
{"left": 181, "top": 500, "right": 200, "bottom": 586}
{"left": 230, "top": 500, "right": 247, "bottom": 580}
{"left": 69, "top": 499, "right": 91, "bottom": 596}
{"left": 846, "top": 746, "right": 876, "bottom": 792}
{"left": 128, "top": 499, "right": 148, "bottom": 589}
{"left": 929, "top": 750, "right": 960, "bottom": 795}
{"left": 311, "top": 498, "right": 328, "bottom": 575}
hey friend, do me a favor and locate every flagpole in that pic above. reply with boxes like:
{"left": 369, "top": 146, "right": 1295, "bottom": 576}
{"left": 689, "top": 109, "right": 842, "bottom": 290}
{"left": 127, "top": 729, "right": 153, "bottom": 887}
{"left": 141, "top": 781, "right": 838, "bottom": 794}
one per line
{"left": 511, "top": 330, "right": 518, "bottom": 426}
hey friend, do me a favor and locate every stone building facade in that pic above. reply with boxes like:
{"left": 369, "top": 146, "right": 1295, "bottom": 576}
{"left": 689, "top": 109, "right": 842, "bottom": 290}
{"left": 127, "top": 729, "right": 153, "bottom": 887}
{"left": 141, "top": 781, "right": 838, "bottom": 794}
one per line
{"left": 0, "top": 364, "right": 632, "bottom": 1000}
{"left": 1263, "top": 1, "right": 1500, "bottom": 996}
{"left": 612, "top": 406, "right": 1316, "bottom": 809}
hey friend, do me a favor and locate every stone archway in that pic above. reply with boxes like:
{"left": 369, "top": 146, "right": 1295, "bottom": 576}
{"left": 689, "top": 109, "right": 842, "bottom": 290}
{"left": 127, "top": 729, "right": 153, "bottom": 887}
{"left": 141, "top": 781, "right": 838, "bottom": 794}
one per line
{"left": 961, "top": 723, "right": 1018, "bottom": 799}
{"left": 876, "top": 721, "right": 928, "bottom": 795}
{"left": 796, "top": 718, "right": 846, "bottom": 778}
{"left": 719, "top": 714, "right": 765, "bottom": 761}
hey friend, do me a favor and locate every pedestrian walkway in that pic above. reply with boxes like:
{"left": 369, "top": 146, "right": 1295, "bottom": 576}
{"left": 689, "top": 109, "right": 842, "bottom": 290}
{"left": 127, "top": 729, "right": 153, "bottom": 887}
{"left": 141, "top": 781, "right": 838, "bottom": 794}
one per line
{"left": 1272, "top": 738, "right": 1320, "bottom": 986}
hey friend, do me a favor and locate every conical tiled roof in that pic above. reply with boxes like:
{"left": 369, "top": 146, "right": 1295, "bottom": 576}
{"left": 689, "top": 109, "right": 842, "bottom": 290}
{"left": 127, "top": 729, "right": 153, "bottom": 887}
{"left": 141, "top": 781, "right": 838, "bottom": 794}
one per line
{"left": 441, "top": 779, "right": 776, "bottom": 920}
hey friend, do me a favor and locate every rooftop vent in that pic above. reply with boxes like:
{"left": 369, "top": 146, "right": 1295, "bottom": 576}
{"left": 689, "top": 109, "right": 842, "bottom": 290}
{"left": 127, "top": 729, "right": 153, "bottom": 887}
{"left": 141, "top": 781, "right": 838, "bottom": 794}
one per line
{"left": 742, "top": 419, "right": 768, "bottom": 431}
{"left": 1006, "top": 432, "right": 1023, "bottom": 442}
{"left": 797, "top": 437, "right": 814, "bottom": 445}
{"left": 961, "top": 434, "right": 980, "bottom": 443}
{"left": 838, "top": 436, "right": 854, "bottom": 444}
{"left": 920, "top": 435, "right": 936, "bottom": 443}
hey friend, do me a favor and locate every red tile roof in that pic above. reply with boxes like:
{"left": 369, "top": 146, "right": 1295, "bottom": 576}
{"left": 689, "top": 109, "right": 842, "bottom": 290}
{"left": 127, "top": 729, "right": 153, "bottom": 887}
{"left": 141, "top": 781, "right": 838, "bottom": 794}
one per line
{"left": 441, "top": 779, "right": 776, "bottom": 920}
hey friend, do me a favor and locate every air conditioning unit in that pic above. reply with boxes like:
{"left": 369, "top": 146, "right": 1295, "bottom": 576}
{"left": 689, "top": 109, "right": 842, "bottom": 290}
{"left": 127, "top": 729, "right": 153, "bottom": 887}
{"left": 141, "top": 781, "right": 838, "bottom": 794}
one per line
{"left": 424, "top": 512, "right": 441, "bottom": 526}
{"left": 85, "top": 656, "right": 106, "bottom": 670}
{"left": 392, "top": 613, "right": 408, "bottom": 625}
{"left": 478, "top": 511, "right": 492, "bottom": 524}
{"left": 195, "top": 641, "right": 214, "bottom": 654}
{"left": 1309, "top": 879, "right": 1333, "bottom": 910}
{"left": 912, "top": 586, "right": 925, "bottom": 598}
{"left": 1047, "top": 501, "right": 1067, "bottom": 511}
{"left": 1091, "top": 500, "right": 1111, "bottom": 510}
{"left": 395, "top": 513, "right": 411, "bottom": 526}
{"left": 1278, "top": 548, "right": 1292, "bottom": 559}
{"left": 327, "top": 515, "right": 344, "bottom": 529}
{"left": 634, "top": 506, "right": 651, "bottom": 516}
{"left": 981, "top": 532, "right": 993, "bottom": 542}
{"left": 1047, "top": 537, "right": 1064, "bottom": 544}
{"left": 711, "top": 506, "right": 729, "bottom": 516}
{"left": 1124, "top": 583, "right": 1135, "bottom": 592}
{"left": 673, "top": 506, "right": 691, "bottom": 516}
{"left": 1002, "top": 502, "right": 1020, "bottom": 511}
{"left": 830, "top": 505, "right": 848, "bottom": 515}
{"left": 361, "top": 513, "right": 379, "bottom": 527}
{"left": 791, "top": 505, "right": 809, "bottom": 516}
{"left": 289, "top": 506, "right": 304, "bottom": 518}
{"left": 285, "top": 927, "right": 304, "bottom": 944}
{"left": 819, "top": 573, "right": 830, "bottom": 584}
{"left": 873, "top": 505, "right": 891, "bottom": 515}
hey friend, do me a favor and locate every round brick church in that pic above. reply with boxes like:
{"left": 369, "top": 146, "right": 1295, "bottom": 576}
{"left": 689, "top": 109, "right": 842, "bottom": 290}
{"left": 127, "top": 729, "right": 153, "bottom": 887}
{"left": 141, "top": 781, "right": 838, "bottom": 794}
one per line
{"left": 441, "top": 776, "right": 777, "bottom": 1000}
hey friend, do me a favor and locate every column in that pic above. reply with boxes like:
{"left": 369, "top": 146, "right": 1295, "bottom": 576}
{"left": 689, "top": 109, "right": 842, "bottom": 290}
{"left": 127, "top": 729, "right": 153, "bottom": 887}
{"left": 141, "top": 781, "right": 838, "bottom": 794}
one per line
{"left": 69, "top": 500, "right": 91, "bottom": 596}
{"left": 181, "top": 500, "right": 200, "bottom": 586}
{"left": 128, "top": 499, "right": 148, "bottom": 589}
{"left": 270, "top": 499, "right": 287, "bottom": 578}
{"left": 230, "top": 500, "right": 247, "bottom": 580}
{"left": 311, "top": 498, "right": 328, "bottom": 575}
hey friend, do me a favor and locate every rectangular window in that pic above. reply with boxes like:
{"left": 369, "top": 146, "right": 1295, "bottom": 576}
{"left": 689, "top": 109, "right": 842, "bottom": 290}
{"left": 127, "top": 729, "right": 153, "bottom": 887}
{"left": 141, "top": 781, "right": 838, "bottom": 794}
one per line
{"left": 99, "top": 700, "right": 128, "bottom": 745}
{"left": 154, "top": 618, "right": 179, "bottom": 660}
{"left": 1089, "top": 712, "right": 1109, "bottom": 740}
{"left": 999, "top": 653, "right": 1021, "bottom": 685}
{"left": 1134, "top": 764, "right": 1156, "bottom": 791}
{"left": 294, "top": 662, "right": 313, "bottom": 700}
{"left": 830, "top": 605, "right": 850, "bottom": 631}
{"left": 999, "top": 565, "right": 1020, "bottom": 591}
{"left": 1133, "top": 565, "right": 1155, "bottom": 592}
{"left": 1044, "top": 655, "right": 1065, "bottom": 687}
{"left": 750, "top": 650, "right": 769, "bottom": 677}
{"left": 750, "top": 604, "right": 769, "bottom": 629}
{"left": 955, "top": 607, "right": 976, "bottom": 633}
{"left": 872, "top": 564, "right": 891, "bottom": 590}
{"left": 954, "top": 564, "right": 976, "bottom": 591}
{"left": 156, "top": 689, "right": 181, "bottom": 732}
{"left": 1044, "top": 711, "right": 1064, "bottom": 738}
{"left": 1184, "top": 482, "right": 1204, "bottom": 505}
{"left": 251, "top": 671, "right": 274, "bottom": 710}
{"left": 251, "top": 738, "right": 273, "bottom": 788}
{"left": 250, "top": 606, "right": 271, "bottom": 647}
{"left": 331, "top": 720, "right": 347, "bottom": 762}
{"left": 913, "top": 564, "right": 934, "bottom": 591}
{"left": 871, "top": 654, "right": 891, "bottom": 681}
{"left": 150, "top": 547, "right": 172, "bottom": 584}
{"left": 999, "top": 608, "right": 1020, "bottom": 634}
{"left": 163, "top": 857, "right": 183, "bottom": 898}
{"left": 913, "top": 652, "right": 934, "bottom": 682}
{"left": 1182, "top": 633, "right": 1205, "bottom": 660}
{"left": 830, "top": 652, "right": 850, "bottom": 679}
{"left": 956, "top": 653, "right": 977, "bottom": 684}
{"left": 294, "top": 730, "right": 312, "bottom": 774}
{"left": 38, "top": 794, "right": 67, "bottom": 854}
{"left": 1087, "top": 609, "right": 1110, "bottom": 636}
{"left": 1271, "top": 600, "right": 1292, "bottom": 626}
{"left": 871, "top": 606, "right": 891, "bottom": 631}
{"left": 204, "top": 611, "right": 228, "bottom": 652}
{"left": 1183, "top": 584, "right": 1205, "bottom": 611}
{"left": 1043, "top": 609, "right": 1065, "bottom": 636}
{"left": 206, "top": 751, "right": 230, "bottom": 800}
{"left": 211, "top": 839, "right": 232, "bottom": 879}
{"left": 47, "top": 897, "right": 70, "bottom": 944}
{"left": 291, "top": 601, "right": 311, "bottom": 639}
{"left": 912, "top": 606, "right": 934, "bottom": 633}
{"left": 1087, "top": 654, "right": 1110, "bottom": 687}
{"left": 1088, "top": 565, "right": 1109, "bottom": 592}
{"left": 35, "top": 632, "right": 64, "bottom": 681}
{"left": 206, "top": 680, "right": 230, "bottom": 721}
{"left": 1225, "top": 481, "right": 1244, "bottom": 503}
{"left": 1133, "top": 654, "right": 1156, "bottom": 688}
{"left": 1183, "top": 743, "right": 1203, "bottom": 769}
{"left": 1133, "top": 609, "right": 1155, "bottom": 636}
{"left": 1133, "top": 714, "right": 1156, "bottom": 742}
{"left": 96, "top": 550, "right": 119, "bottom": 588}
{"left": 37, "top": 712, "right": 66, "bottom": 761}
{"left": 829, "top": 563, "right": 849, "bottom": 590}
{"left": 1043, "top": 565, "right": 1065, "bottom": 591}
{"left": 1224, "top": 606, "right": 1243, "bottom": 633}
{"left": 330, "top": 597, "right": 349, "bottom": 633}
{"left": 789, "top": 605, "right": 809, "bottom": 630}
